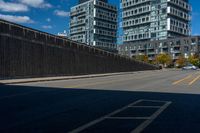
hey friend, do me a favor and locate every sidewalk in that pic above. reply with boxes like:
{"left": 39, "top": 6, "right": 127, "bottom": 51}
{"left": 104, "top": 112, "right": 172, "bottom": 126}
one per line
{"left": 0, "top": 70, "right": 163, "bottom": 84}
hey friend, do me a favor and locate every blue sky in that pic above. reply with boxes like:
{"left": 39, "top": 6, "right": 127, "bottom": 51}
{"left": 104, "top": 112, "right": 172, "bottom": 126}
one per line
{"left": 0, "top": 0, "right": 199, "bottom": 37}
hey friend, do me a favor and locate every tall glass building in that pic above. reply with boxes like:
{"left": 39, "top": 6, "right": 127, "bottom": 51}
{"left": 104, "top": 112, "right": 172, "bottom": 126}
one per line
{"left": 121, "top": 0, "right": 191, "bottom": 44}
{"left": 70, "top": 0, "right": 117, "bottom": 52}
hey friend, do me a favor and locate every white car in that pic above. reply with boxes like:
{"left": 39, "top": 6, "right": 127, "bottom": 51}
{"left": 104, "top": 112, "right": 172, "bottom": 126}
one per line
{"left": 182, "top": 64, "right": 198, "bottom": 70}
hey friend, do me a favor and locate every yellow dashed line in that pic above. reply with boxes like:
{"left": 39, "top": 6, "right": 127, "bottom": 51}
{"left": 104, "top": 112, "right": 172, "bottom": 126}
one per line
{"left": 172, "top": 74, "right": 192, "bottom": 85}
{"left": 189, "top": 75, "right": 200, "bottom": 85}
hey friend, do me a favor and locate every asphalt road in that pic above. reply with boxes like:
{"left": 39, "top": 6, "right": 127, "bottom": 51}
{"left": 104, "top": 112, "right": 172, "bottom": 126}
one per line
{"left": 1, "top": 69, "right": 200, "bottom": 133}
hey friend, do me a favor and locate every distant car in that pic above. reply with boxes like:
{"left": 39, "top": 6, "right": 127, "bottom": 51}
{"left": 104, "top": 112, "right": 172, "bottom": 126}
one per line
{"left": 182, "top": 64, "right": 198, "bottom": 70}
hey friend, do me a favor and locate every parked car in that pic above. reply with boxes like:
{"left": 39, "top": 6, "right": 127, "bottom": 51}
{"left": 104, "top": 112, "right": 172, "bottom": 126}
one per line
{"left": 182, "top": 64, "right": 198, "bottom": 70}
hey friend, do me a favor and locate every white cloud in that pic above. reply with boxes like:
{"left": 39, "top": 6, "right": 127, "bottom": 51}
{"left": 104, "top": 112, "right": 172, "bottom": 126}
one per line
{"left": 18, "top": 0, "right": 52, "bottom": 8}
{"left": 0, "top": 14, "right": 34, "bottom": 23}
{"left": 54, "top": 10, "right": 70, "bottom": 17}
{"left": 0, "top": 0, "right": 28, "bottom": 12}
{"left": 42, "top": 25, "right": 52, "bottom": 29}
{"left": 0, "top": 0, "right": 52, "bottom": 13}
{"left": 46, "top": 18, "right": 51, "bottom": 22}
{"left": 193, "top": 33, "right": 200, "bottom": 36}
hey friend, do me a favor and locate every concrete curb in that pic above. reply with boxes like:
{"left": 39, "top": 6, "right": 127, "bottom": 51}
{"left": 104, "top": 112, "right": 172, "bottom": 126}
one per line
{"left": 0, "top": 70, "right": 163, "bottom": 84}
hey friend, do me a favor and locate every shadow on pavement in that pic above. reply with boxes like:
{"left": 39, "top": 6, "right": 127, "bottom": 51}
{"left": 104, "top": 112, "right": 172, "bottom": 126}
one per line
{"left": 0, "top": 84, "right": 200, "bottom": 133}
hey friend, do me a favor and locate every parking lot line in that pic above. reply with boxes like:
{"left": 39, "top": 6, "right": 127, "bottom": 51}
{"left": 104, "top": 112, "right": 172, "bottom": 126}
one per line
{"left": 129, "top": 106, "right": 161, "bottom": 108}
{"left": 69, "top": 99, "right": 171, "bottom": 133}
{"left": 106, "top": 117, "right": 151, "bottom": 120}
{"left": 68, "top": 99, "right": 143, "bottom": 133}
{"left": 131, "top": 101, "right": 171, "bottom": 133}
{"left": 140, "top": 99, "right": 170, "bottom": 103}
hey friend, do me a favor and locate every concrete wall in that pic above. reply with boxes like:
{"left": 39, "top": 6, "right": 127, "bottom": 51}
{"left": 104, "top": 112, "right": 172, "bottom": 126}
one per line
{"left": 0, "top": 19, "right": 158, "bottom": 79}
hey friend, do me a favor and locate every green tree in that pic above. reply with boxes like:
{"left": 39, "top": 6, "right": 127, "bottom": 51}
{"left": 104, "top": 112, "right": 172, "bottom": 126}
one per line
{"left": 188, "top": 55, "right": 200, "bottom": 67}
{"left": 135, "top": 55, "right": 149, "bottom": 63}
{"left": 155, "top": 53, "right": 172, "bottom": 67}
{"left": 176, "top": 55, "right": 186, "bottom": 68}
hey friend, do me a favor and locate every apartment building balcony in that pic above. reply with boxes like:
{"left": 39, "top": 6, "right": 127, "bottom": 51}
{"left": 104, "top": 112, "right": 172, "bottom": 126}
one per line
{"left": 174, "top": 44, "right": 181, "bottom": 47}
{"left": 94, "top": 22, "right": 117, "bottom": 30}
{"left": 191, "top": 42, "right": 197, "bottom": 45}
{"left": 147, "top": 47, "right": 155, "bottom": 50}
{"left": 122, "top": 6, "right": 151, "bottom": 19}
{"left": 70, "top": 9, "right": 86, "bottom": 17}
{"left": 147, "top": 52, "right": 156, "bottom": 55}
{"left": 70, "top": 30, "right": 85, "bottom": 35}
{"left": 95, "top": 15, "right": 117, "bottom": 23}
{"left": 121, "top": 0, "right": 151, "bottom": 9}
{"left": 162, "top": 48, "right": 169, "bottom": 53}
{"left": 123, "top": 20, "right": 151, "bottom": 28}
{"left": 138, "top": 51, "right": 146, "bottom": 55}
{"left": 75, "top": 39, "right": 86, "bottom": 43}
{"left": 138, "top": 47, "right": 146, "bottom": 50}
{"left": 94, "top": 32, "right": 117, "bottom": 38}
{"left": 171, "top": 50, "right": 181, "bottom": 54}
{"left": 161, "top": 45, "right": 168, "bottom": 48}
{"left": 167, "top": 7, "right": 190, "bottom": 21}
{"left": 123, "top": 36, "right": 150, "bottom": 42}
{"left": 131, "top": 50, "right": 137, "bottom": 54}
{"left": 94, "top": 0, "right": 117, "bottom": 11}
{"left": 131, "top": 52, "right": 137, "bottom": 56}
{"left": 70, "top": 20, "right": 86, "bottom": 27}
{"left": 167, "top": 0, "right": 191, "bottom": 11}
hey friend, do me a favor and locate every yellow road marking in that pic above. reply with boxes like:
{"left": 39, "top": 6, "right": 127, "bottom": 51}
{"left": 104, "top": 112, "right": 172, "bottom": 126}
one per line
{"left": 172, "top": 74, "right": 192, "bottom": 85}
{"left": 189, "top": 75, "right": 200, "bottom": 85}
